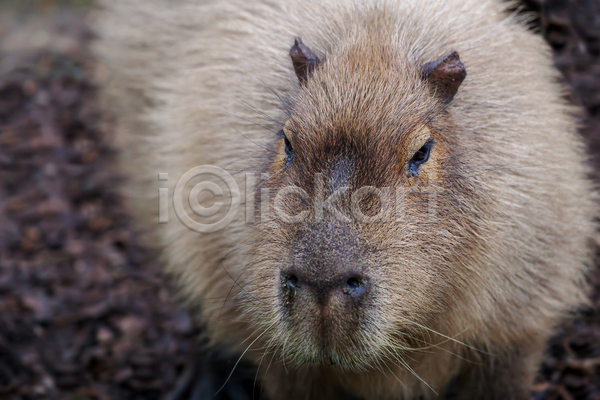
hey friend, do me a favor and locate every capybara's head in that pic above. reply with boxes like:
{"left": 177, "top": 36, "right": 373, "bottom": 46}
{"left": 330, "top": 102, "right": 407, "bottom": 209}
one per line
{"left": 243, "top": 36, "right": 482, "bottom": 370}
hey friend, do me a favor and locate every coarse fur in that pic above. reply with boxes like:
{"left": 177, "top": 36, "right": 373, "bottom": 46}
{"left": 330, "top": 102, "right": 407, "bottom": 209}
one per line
{"left": 94, "top": 0, "right": 597, "bottom": 398}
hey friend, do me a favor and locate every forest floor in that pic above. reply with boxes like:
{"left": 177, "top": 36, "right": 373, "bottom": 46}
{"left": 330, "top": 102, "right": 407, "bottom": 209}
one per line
{"left": 0, "top": 1, "right": 599, "bottom": 399}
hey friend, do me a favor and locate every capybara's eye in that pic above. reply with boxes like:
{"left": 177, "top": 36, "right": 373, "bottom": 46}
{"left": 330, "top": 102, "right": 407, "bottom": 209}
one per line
{"left": 408, "top": 140, "right": 433, "bottom": 176}
{"left": 284, "top": 135, "right": 293, "bottom": 165}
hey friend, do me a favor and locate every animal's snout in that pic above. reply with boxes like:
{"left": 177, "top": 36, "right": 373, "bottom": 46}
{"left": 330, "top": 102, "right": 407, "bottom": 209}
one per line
{"left": 281, "top": 223, "right": 369, "bottom": 308}
{"left": 281, "top": 270, "right": 369, "bottom": 304}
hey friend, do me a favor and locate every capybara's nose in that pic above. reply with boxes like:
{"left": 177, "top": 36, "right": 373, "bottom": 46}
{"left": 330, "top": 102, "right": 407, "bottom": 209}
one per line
{"left": 282, "top": 223, "right": 369, "bottom": 306}
{"left": 281, "top": 269, "right": 369, "bottom": 305}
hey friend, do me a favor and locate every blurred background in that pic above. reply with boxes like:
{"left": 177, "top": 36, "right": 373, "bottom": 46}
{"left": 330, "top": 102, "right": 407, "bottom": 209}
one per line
{"left": 0, "top": 1, "right": 599, "bottom": 399}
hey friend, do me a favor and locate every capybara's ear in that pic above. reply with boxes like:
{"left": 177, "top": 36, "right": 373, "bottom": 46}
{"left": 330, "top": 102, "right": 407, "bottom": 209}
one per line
{"left": 290, "top": 37, "right": 320, "bottom": 85}
{"left": 422, "top": 50, "right": 467, "bottom": 103}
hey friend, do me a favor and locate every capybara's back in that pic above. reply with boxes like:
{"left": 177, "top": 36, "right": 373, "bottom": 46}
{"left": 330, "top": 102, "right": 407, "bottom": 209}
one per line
{"left": 95, "top": 0, "right": 597, "bottom": 398}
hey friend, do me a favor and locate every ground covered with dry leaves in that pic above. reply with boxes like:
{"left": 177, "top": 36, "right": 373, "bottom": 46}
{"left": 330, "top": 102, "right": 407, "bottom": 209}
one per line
{"left": 0, "top": 1, "right": 599, "bottom": 399}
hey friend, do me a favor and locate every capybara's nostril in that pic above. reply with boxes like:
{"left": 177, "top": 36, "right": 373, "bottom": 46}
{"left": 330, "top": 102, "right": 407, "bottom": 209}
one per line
{"left": 282, "top": 273, "right": 300, "bottom": 303}
{"left": 343, "top": 276, "right": 368, "bottom": 299}
{"left": 346, "top": 277, "right": 361, "bottom": 289}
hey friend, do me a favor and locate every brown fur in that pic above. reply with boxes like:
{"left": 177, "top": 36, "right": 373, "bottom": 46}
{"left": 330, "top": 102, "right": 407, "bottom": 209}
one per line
{"left": 94, "top": 0, "right": 597, "bottom": 398}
